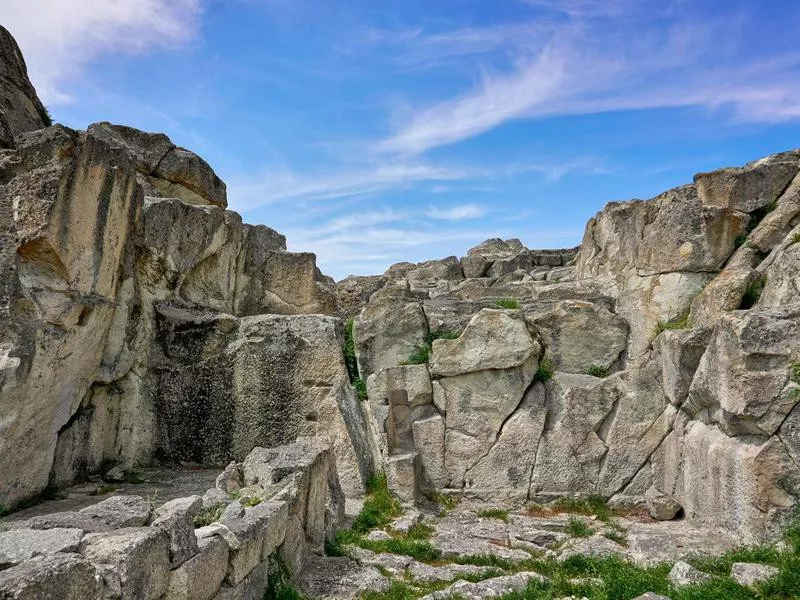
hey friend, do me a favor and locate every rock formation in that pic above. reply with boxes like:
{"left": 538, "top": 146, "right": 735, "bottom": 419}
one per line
{"left": 1, "top": 25, "right": 799, "bottom": 594}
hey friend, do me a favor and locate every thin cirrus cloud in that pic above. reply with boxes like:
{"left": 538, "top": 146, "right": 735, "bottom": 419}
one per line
{"left": 376, "top": 10, "right": 800, "bottom": 156}
{"left": 1, "top": 0, "right": 202, "bottom": 103}
{"left": 424, "top": 203, "right": 487, "bottom": 221}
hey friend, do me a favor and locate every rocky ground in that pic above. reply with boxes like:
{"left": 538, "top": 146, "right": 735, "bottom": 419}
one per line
{"left": 300, "top": 488, "right": 800, "bottom": 600}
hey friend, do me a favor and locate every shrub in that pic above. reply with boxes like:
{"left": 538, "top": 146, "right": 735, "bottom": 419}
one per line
{"left": 565, "top": 517, "right": 593, "bottom": 538}
{"left": 495, "top": 299, "right": 521, "bottom": 310}
{"left": 740, "top": 277, "right": 765, "bottom": 309}
{"left": 477, "top": 508, "right": 510, "bottom": 522}
{"left": 586, "top": 365, "right": 609, "bottom": 378}
{"left": 37, "top": 105, "right": 53, "bottom": 127}
{"left": 534, "top": 358, "right": 555, "bottom": 383}
{"left": 193, "top": 502, "right": 225, "bottom": 527}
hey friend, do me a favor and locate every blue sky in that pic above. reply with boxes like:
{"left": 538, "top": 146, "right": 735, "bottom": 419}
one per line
{"left": 4, "top": 0, "right": 800, "bottom": 279}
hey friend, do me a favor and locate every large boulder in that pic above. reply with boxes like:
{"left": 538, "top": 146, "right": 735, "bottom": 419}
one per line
{"left": 687, "top": 307, "right": 800, "bottom": 436}
{"left": 0, "top": 554, "right": 102, "bottom": 600}
{"left": 155, "top": 314, "right": 377, "bottom": 496}
{"left": 88, "top": 122, "right": 227, "bottom": 207}
{"left": 0, "top": 25, "right": 48, "bottom": 148}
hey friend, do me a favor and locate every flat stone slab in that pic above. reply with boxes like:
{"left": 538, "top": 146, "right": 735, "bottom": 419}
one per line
{"left": 0, "top": 553, "right": 102, "bottom": 600}
{"left": 296, "top": 555, "right": 390, "bottom": 600}
{"left": 0, "top": 527, "right": 83, "bottom": 568}
{"left": 419, "top": 572, "right": 547, "bottom": 600}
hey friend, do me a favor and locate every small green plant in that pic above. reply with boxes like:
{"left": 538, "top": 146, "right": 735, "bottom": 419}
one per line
{"left": 603, "top": 529, "right": 627, "bottom": 546}
{"left": 654, "top": 311, "right": 691, "bottom": 336}
{"left": 0, "top": 504, "right": 9, "bottom": 518}
{"left": 791, "top": 232, "right": 800, "bottom": 245}
{"left": 565, "top": 517, "right": 594, "bottom": 538}
{"left": 534, "top": 357, "right": 555, "bottom": 383}
{"left": 477, "top": 508, "right": 510, "bottom": 523}
{"left": 551, "top": 495, "right": 613, "bottom": 522}
{"left": 586, "top": 365, "right": 609, "bottom": 378}
{"left": 454, "top": 554, "right": 515, "bottom": 569}
{"left": 37, "top": 105, "right": 53, "bottom": 127}
{"left": 242, "top": 496, "right": 263, "bottom": 508}
{"left": 353, "top": 377, "right": 368, "bottom": 401}
{"left": 401, "top": 329, "right": 461, "bottom": 365}
{"left": 362, "top": 581, "right": 418, "bottom": 600}
{"left": 740, "top": 276, "right": 766, "bottom": 309}
{"left": 352, "top": 473, "right": 402, "bottom": 533}
{"left": 789, "top": 363, "right": 800, "bottom": 385}
{"left": 89, "top": 483, "right": 117, "bottom": 496}
{"left": 343, "top": 318, "right": 368, "bottom": 401}
{"left": 734, "top": 233, "right": 748, "bottom": 248}
{"left": 193, "top": 502, "right": 226, "bottom": 527}
{"left": 406, "top": 522, "right": 434, "bottom": 540}
{"left": 265, "top": 558, "right": 305, "bottom": 600}
{"left": 495, "top": 299, "right": 521, "bottom": 310}
{"left": 424, "top": 490, "right": 460, "bottom": 511}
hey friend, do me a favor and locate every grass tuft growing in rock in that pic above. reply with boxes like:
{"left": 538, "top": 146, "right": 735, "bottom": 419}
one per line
{"left": 343, "top": 318, "right": 368, "bottom": 401}
{"left": 402, "top": 330, "right": 461, "bottom": 365}
{"left": 586, "top": 365, "right": 610, "bottom": 378}
{"left": 495, "top": 299, "right": 521, "bottom": 310}
{"left": 352, "top": 473, "right": 402, "bottom": 533}
{"left": 477, "top": 508, "right": 510, "bottom": 522}
{"left": 550, "top": 495, "right": 614, "bottom": 522}
{"left": 654, "top": 311, "right": 691, "bottom": 336}
{"left": 565, "top": 517, "right": 593, "bottom": 538}
{"left": 533, "top": 358, "right": 555, "bottom": 383}
{"left": 790, "top": 363, "right": 800, "bottom": 385}
{"left": 193, "top": 502, "right": 226, "bottom": 527}
{"left": 265, "top": 558, "right": 306, "bottom": 600}
{"left": 89, "top": 483, "right": 117, "bottom": 496}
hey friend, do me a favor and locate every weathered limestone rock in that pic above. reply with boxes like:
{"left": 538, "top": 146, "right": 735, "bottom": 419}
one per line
{"left": 386, "top": 452, "right": 420, "bottom": 502}
{"left": 162, "top": 535, "right": 229, "bottom": 600}
{"left": 152, "top": 495, "right": 203, "bottom": 568}
{"left": 155, "top": 315, "right": 375, "bottom": 496}
{"left": 28, "top": 495, "right": 152, "bottom": 533}
{"left": 653, "top": 328, "right": 711, "bottom": 406}
{"left": 695, "top": 151, "right": 800, "bottom": 212}
{"left": 681, "top": 421, "right": 799, "bottom": 544}
{"left": 335, "top": 274, "right": 386, "bottom": 317}
{"left": 460, "top": 238, "right": 526, "bottom": 279}
{"left": 528, "top": 300, "right": 627, "bottom": 373}
{"left": 668, "top": 561, "right": 711, "bottom": 587}
{"left": 87, "top": 122, "right": 227, "bottom": 207}
{"left": 242, "top": 438, "right": 344, "bottom": 574}
{"left": 530, "top": 374, "right": 617, "bottom": 497}
{"left": 80, "top": 527, "right": 171, "bottom": 600}
{"left": 419, "top": 572, "right": 546, "bottom": 600}
{"left": 759, "top": 230, "right": 800, "bottom": 307}
{"left": 688, "top": 307, "right": 800, "bottom": 436}
{"left": 0, "top": 125, "right": 141, "bottom": 507}
{"left": 632, "top": 594, "right": 672, "bottom": 600}
{"left": 431, "top": 309, "right": 539, "bottom": 377}
{"left": 354, "top": 297, "right": 427, "bottom": 378}
{"left": 296, "top": 555, "right": 389, "bottom": 600}
{"left": 406, "top": 256, "right": 463, "bottom": 294}
{"left": 0, "top": 528, "right": 83, "bottom": 568}
{"left": 216, "top": 462, "right": 243, "bottom": 493}
{"left": 464, "top": 383, "right": 546, "bottom": 500}
{"left": 412, "top": 414, "right": 447, "bottom": 490}
{"left": 557, "top": 535, "right": 626, "bottom": 562}
{"left": 730, "top": 562, "right": 780, "bottom": 587}
{"left": 0, "top": 25, "right": 47, "bottom": 148}
{"left": 0, "top": 554, "right": 102, "bottom": 600}
{"left": 688, "top": 266, "right": 761, "bottom": 328}
{"left": 645, "top": 486, "right": 682, "bottom": 521}
{"left": 213, "top": 560, "right": 267, "bottom": 600}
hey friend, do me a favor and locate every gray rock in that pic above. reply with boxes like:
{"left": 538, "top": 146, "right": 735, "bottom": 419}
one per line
{"left": 0, "top": 554, "right": 102, "bottom": 600}
{"left": 216, "top": 462, "right": 243, "bottom": 493}
{"left": 163, "top": 535, "right": 229, "bottom": 600}
{"left": 151, "top": 495, "right": 203, "bottom": 568}
{"left": 0, "top": 25, "right": 47, "bottom": 148}
{"left": 419, "top": 572, "right": 546, "bottom": 600}
{"left": 730, "top": 562, "right": 780, "bottom": 587}
{"left": 27, "top": 495, "right": 152, "bottom": 533}
{"left": 668, "top": 560, "right": 711, "bottom": 587}
{"left": 631, "top": 594, "right": 672, "bottom": 600}
{"left": 0, "top": 528, "right": 83, "bottom": 568}
{"left": 645, "top": 486, "right": 682, "bottom": 521}
{"left": 296, "top": 555, "right": 389, "bottom": 600}
{"left": 557, "top": 535, "right": 625, "bottom": 562}
{"left": 213, "top": 560, "right": 267, "bottom": 600}
{"left": 80, "top": 527, "right": 171, "bottom": 600}
{"left": 386, "top": 452, "right": 420, "bottom": 503}
{"left": 365, "top": 530, "right": 393, "bottom": 542}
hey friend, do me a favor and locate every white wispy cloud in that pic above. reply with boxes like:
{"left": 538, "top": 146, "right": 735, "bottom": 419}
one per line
{"left": 424, "top": 203, "right": 487, "bottom": 221}
{"left": 377, "top": 10, "right": 800, "bottom": 155}
{"left": 228, "top": 162, "right": 469, "bottom": 210}
{"left": 2, "top": 0, "right": 202, "bottom": 103}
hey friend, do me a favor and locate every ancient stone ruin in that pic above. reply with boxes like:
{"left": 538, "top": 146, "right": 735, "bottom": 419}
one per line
{"left": 1, "top": 23, "right": 799, "bottom": 600}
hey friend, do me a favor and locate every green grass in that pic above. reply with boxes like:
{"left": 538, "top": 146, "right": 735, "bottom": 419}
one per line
{"left": 495, "top": 299, "right": 521, "bottom": 310}
{"left": 586, "top": 365, "right": 610, "bottom": 378}
{"left": 423, "top": 490, "right": 460, "bottom": 511}
{"left": 343, "top": 318, "right": 368, "bottom": 400}
{"left": 534, "top": 358, "right": 555, "bottom": 383}
{"left": 406, "top": 522, "right": 434, "bottom": 540}
{"left": 790, "top": 363, "right": 800, "bottom": 385}
{"left": 565, "top": 517, "right": 593, "bottom": 538}
{"left": 402, "top": 330, "right": 461, "bottom": 365}
{"left": 193, "top": 502, "right": 226, "bottom": 527}
{"left": 603, "top": 530, "right": 627, "bottom": 546}
{"left": 477, "top": 508, "right": 510, "bottom": 523}
{"left": 454, "top": 553, "right": 516, "bottom": 569}
{"left": 89, "top": 483, "right": 117, "bottom": 496}
{"left": 352, "top": 473, "right": 402, "bottom": 533}
{"left": 265, "top": 558, "right": 305, "bottom": 600}
{"left": 550, "top": 495, "right": 614, "bottom": 523}
{"left": 791, "top": 232, "right": 800, "bottom": 245}
{"left": 740, "top": 277, "right": 765, "bottom": 309}
{"left": 242, "top": 496, "right": 263, "bottom": 507}
{"left": 654, "top": 311, "right": 691, "bottom": 336}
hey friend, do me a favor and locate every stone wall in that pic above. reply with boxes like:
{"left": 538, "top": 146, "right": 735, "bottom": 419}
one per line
{"left": 0, "top": 437, "right": 341, "bottom": 600}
